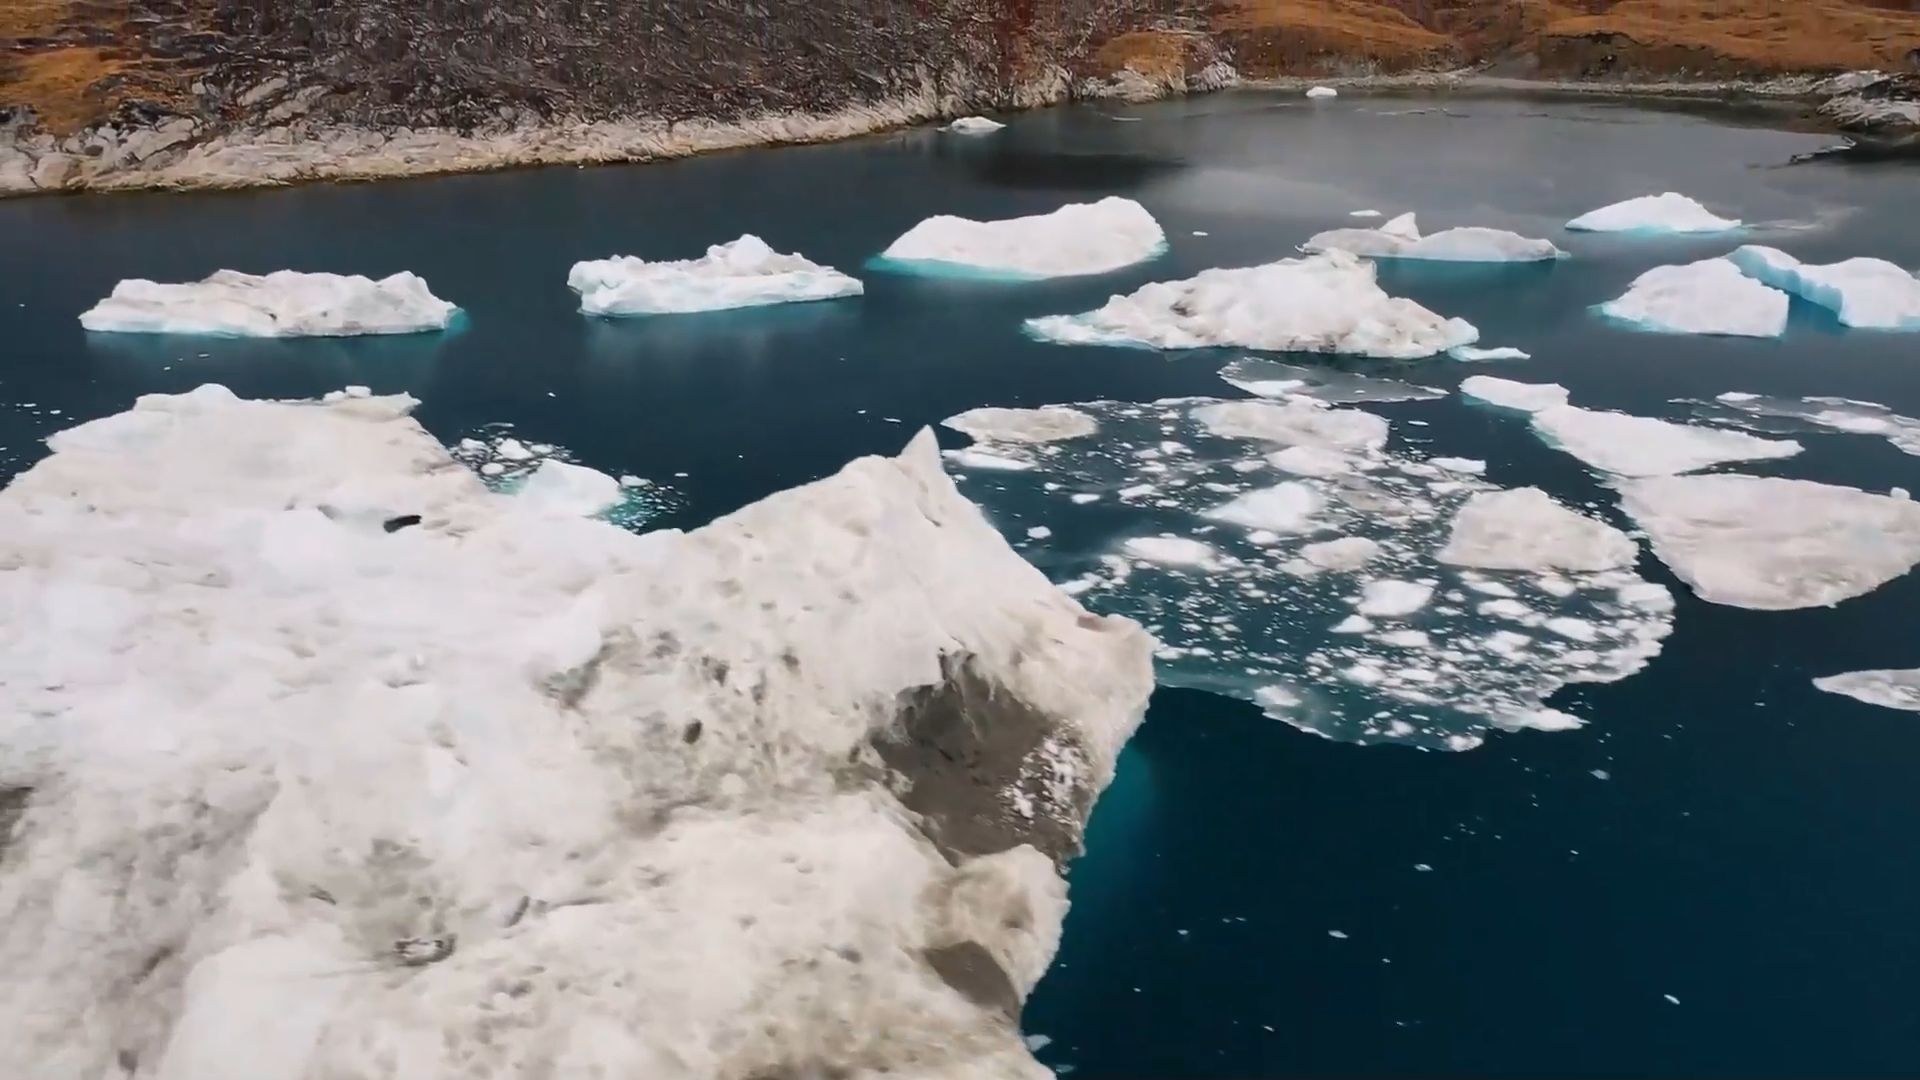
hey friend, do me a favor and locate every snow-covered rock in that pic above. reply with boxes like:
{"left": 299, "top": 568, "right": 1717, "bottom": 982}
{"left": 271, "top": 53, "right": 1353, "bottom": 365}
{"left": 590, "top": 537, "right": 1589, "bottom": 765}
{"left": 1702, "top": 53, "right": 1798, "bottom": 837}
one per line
{"left": 1304, "top": 213, "right": 1565, "bottom": 263}
{"left": 1813, "top": 669, "right": 1920, "bottom": 712}
{"left": 1530, "top": 405, "right": 1801, "bottom": 477}
{"left": 945, "top": 116, "right": 1006, "bottom": 135}
{"left": 1597, "top": 257, "right": 1790, "bottom": 337}
{"left": 1565, "top": 193, "right": 1741, "bottom": 234}
{"left": 78, "top": 269, "right": 458, "bottom": 337}
{"left": 568, "top": 235, "right": 863, "bottom": 316}
{"left": 1726, "top": 245, "right": 1920, "bottom": 329}
{"left": 1459, "top": 376, "right": 1569, "bottom": 414}
{"left": 0, "top": 385, "right": 1153, "bottom": 1080}
{"left": 1437, "top": 488, "right": 1638, "bottom": 572}
{"left": 877, "top": 197, "right": 1166, "bottom": 279}
{"left": 1617, "top": 474, "right": 1920, "bottom": 608}
{"left": 1025, "top": 250, "right": 1478, "bottom": 359}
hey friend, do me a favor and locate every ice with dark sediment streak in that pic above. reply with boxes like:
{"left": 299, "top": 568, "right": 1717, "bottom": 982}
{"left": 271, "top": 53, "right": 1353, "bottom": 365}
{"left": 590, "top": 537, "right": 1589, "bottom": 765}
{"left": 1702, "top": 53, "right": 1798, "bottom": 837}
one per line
{"left": 1023, "top": 250, "right": 1479, "bottom": 360}
{"left": 942, "top": 396, "right": 1674, "bottom": 750}
{"left": 0, "top": 384, "right": 1154, "bottom": 1080}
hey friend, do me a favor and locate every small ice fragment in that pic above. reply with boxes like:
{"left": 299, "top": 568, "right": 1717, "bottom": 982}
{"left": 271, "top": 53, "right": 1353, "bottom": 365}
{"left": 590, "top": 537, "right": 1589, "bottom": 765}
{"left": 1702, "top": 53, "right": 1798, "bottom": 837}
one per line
{"left": 1663, "top": 994, "right": 1680, "bottom": 1005}
{"left": 945, "top": 115, "right": 1005, "bottom": 135}
{"left": 1069, "top": 492, "right": 1101, "bottom": 504}
{"left": 1350, "top": 209, "right": 1383, "bottom": 218}
{"left": 1024, "top": 1034, "right": 1052, "bottom": 1052}
{"left": 1414, "top": 863, "right": 1433, "bottom": 872}
{"left": 1590, "top": 768, "right": 1611, "bottom": 780}
{"left": 1356, "top": 579, "right": 1433, "bottom": 617}
{"left": 1330, "top": 615, "right": 1374, "bottom": 634}
{"left": 495, "top": 438, "right": 534, "bottom": 461}
{"left": 1460, "top": 376, "right": 1568, "bottom": 413}
{"left": 1429, "top": 457, "right": 1486, "bottom": 475}
{"left": 1026, "top": 526, "right": 1053, "bottom": 540}
{"left": 1327, "top": 929, "right": 1348, "bottom": 938}
{"left": 1307, "top": 86, "right": 1338, "bottom": 99}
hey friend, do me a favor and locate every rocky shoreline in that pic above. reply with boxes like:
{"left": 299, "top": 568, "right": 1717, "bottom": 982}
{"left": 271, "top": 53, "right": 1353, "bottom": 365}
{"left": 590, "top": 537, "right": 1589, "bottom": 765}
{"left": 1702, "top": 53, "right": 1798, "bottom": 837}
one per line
{"left": 1, "top": 64, "right": 1913, "bottom": 199}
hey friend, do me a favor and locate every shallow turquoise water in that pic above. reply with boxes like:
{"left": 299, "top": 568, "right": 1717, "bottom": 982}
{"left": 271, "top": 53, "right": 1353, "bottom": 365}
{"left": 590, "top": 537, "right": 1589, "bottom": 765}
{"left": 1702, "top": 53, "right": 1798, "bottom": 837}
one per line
{"left": 3, "top": 91, "right": 1918, "bottom": 1075}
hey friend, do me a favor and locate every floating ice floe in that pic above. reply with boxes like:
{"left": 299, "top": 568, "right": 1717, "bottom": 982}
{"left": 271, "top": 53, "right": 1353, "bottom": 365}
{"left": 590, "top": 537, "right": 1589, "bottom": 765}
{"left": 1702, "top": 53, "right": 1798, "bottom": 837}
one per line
{"left": 78, "top": 269, "right": 458, "bottom": 336}
{"left": 1449, "top": 345, "right": 1531, "bottom": 361}
{"left": 1528, "top": 403, "right": 1801, "bottom": 477}
{"left": 1351, "top": 210, "right": 1383, "bottom": 219}
{"left": 945, "top": 116, "right": 1006, "bottom": 135}
{"left": 1597, "top": 257, "right": 1789, "bottom": 337}
{"left": 1304, "top": 212, "right": 1566, "bottom": 263}
{"left": 1565, "top": 193, "right": 1742, "bottom": 234}
{"left": 1691, "top": 392, "right": 1920, "bottom": 457}
{"left": 1219, "top": 358, "right": 1444, "bottom": 404}
{"left": 1459, "top": 376, "right": 1569, "bottom": 414}
{"left": 1725, "top": 245, "right": 1920, "bottom": 329}
{"left": 876, "top": 197, "right": 1166, "bottom": 279}
{"left": 568, "top": 235, "right": 863, "bottom": 316}
{"left": 0, "top": 384, "right": 1153, "bottom": 1080}
{"left": 1307, "top": 86, "right": 1338, "bottom": 99}
{"left": 943, "top": 406, "right": 1099, "bottom": 444}
{"left": 1024, "top": 250, "right": 1479, "bottom": 359}
{"left": 942, "top": 397, "right": 1674, "bottom": 750}
{"left": 1616, "top": 474, "right": 1920, "bottom": 609}
{"left": 1813, "top": 669, "right": 1920, "bottom": 712}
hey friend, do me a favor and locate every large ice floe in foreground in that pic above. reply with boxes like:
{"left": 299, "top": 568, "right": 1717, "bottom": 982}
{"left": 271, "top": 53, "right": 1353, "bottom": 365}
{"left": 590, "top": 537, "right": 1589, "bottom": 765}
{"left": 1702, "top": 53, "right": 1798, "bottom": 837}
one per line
{"left": 1725, "top": 245, "right": 1920, "bottom": 329}
{"left": 1597, "top": 257, "right": 1790, "bottom": 337}
{"left": 1024, "top": 250, "right": 1479, "bottom": 359}
{"left": 1565, "top": 192, "right": 1741, "bottom": 234}
{"left": 1303, "top": 212, "right": 1566, "bottom": 263}
{"left": 940, "top": 399, "right": 1675, "bottom": 750}
{"left": 1617, "top": 475, "right": 1920, "bottom": 609}
{"left": 0, "top": 385, "right": 1153, "bottom": 1080}
{"left": 78, "top": 269, "right": 458, "bottom": 336}
{"left": 1814, "top": 669, "right": 1920, "bottom": 712}
{"left": 568, "top": 235, "right": 863, "bottom": 316}
{"left": 875, "top": 197, "right": 1166, "bottom": 280}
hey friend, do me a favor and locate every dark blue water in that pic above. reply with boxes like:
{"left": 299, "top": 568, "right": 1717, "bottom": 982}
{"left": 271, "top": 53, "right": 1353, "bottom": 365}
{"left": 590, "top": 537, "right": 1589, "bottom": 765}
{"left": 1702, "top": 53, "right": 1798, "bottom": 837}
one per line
{"left": 5, "top": 92, "right": 1918, "bottom": 1076}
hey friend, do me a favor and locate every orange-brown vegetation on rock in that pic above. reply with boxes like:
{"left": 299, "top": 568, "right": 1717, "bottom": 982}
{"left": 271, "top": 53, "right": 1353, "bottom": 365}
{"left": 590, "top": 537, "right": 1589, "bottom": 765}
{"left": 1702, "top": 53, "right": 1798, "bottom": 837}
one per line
{"left": 1536, "top": 0, "right": 1920, "bottom": 76}
{"left": 1214, "top": 0, "right": 1459, "bottom": 75}
{"left": 3, "top": 47, "right": 128, "bottom": 134}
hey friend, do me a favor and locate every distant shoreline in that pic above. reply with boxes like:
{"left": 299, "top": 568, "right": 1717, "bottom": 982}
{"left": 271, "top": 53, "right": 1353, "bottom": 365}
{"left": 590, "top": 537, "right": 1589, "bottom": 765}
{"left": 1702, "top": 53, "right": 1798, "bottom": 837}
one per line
{"left": 0, "top": 69, "right": 1902, "bottom": 201}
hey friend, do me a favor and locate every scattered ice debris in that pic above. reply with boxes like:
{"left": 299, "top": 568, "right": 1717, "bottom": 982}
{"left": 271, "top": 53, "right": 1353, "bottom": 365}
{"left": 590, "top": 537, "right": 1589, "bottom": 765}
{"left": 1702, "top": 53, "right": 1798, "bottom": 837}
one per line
{"left": 1449, "top": 345, "right": 1531, "bottom": 361}
{"left": 448, "top": 431, "right": 679, "bottom": 529}
{"left": 1528, "top": 403, "right": 1802, "bottom": 477}
{"left": 1726, "top": 245, "right": 1920, "bottom": 329}
{"left": 1304, "top": 213, "right": 1566, "bottom": 263}
{"left": 1565, "top": 193, "right": 1741, "bottom": 234}
{"left": 1813, "top": 668, "right": 1920, "bottom": 712}
{"left": 78, "top": 269, "right": 458, "bottom": 336}
{"left": 1597, "top": 257, "right": 1789, "bottom": 338}
{"left": 1437, "top": 488, "right": 1638, "bottom": 572}
{"left": 877, "top": 197, "right": 1166, "bottom": 279}
{"left": 945, "top": 115, "right": 1005, "bottom": 135}
{"left": 1307, "top": 86, "right": 1339, "bottom": 99}
{"left": 944, "top": 398, "right": 1674, "bottom": 749}
{"left": 0, "top": 387, "right": 1155, "bottom": 1080}
{"left": 1459, "top": 376, "right": 1569, "bottom": 414}
{"left": 1690, "top": 392, "right": 1920, "bottom": 457}
{"left": 943, "top": 406, "right": 1099, "bottom": 445}
{"left": 515, "top": 459, "right": 625, "bottom": 518}
{"left": 567, "top": 235, "right": 862, "bottom": 316}
{"left": 1617, "top": 474, "right": 1920, "bottom": 609}
{"left": 1024, "top": 250, "right": 1479, "bottom": 359}
{"left": 1220, "top": 357, "right": 1444, "bottom": 404}
{"left": 1026, "top": 526, "right": 1054, "bottom": 540}
{"left": 1351, "top": 209, "right": 1383, "bottom": 218}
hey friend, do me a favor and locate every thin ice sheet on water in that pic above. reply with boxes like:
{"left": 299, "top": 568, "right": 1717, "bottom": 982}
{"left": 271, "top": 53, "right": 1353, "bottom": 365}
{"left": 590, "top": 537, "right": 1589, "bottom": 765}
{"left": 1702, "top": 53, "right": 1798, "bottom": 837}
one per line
{"left": 1023, "top": 250, "right": 1479, "bottom": 360}
{"left": 567, "top": 235, "right": 862, "bottom": 316}
{"left": 1617, "top": 474, "right": 1920, "bottom": 609}
{"left": 1220, "top": 358, "right": 1445, "bottom": 404}
{"left": 1690, "top": 392, "right": 1920, "bottom": 457}
{"left": 1813, "top": 669, "right": 1920, "bottom": 712}
{"left": 943, "top": 397, "right": 1674, "bottom": 749}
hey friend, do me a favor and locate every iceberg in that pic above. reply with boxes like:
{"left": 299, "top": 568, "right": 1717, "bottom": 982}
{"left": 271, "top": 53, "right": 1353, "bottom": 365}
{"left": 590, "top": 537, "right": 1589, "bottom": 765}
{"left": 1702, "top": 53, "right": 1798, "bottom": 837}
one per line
{"left": 1304, "top": 213, "right": 1566, "bottom": 263}
{"left": 1813, "top": 669, "right": 1920, "bottom": 712}
{"left": 1025, "top": 250, "right": 1479, "bottom": 359}
{"left": 1725, "top": 245, "right": 1920, "bottom": 329}
{"left": 946, "top": 116, "right": 1006, "bottom": 135}
{"left": 0, "top": 385, "right": 1153, "bottom": 1080}
{"left": 568, "top": 235, "right": 863, "bottom": 316}
{"left": 944, "top": 397, "right": 1674, "bottom": 750}
{"left": 1565, "top": 192, "right": 1741, "bottom": 234}
{"left": 1437, "top": 488, "right": 1639, "bottom": 572}
{"left": 1617, "top": 475, "right": 1920, "bottom": 608}
{"left": 78, "top": 269, "right": 458, "bottom": 337}
{"left": 1459, "top": 376, "right": 1569, "bottom": 414}
{"left": 1597, "top": 257, "right": 1790, "bottom": 337}
{"left": 876, "top": 197, "right": 1166, "bottom": 280}
{"left": 1530, "top": 405, "right": 1802, "bottom": 477}
{"left": 1306, "top": 86, "right": 1338, "bottom": 99}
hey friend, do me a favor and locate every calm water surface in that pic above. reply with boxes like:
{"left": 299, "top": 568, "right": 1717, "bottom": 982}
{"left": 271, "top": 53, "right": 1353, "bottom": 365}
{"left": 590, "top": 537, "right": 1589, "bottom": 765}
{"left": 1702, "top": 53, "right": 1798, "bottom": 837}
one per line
{"left": 4, "top": 92, "right": 1917, "bottom": 1076}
